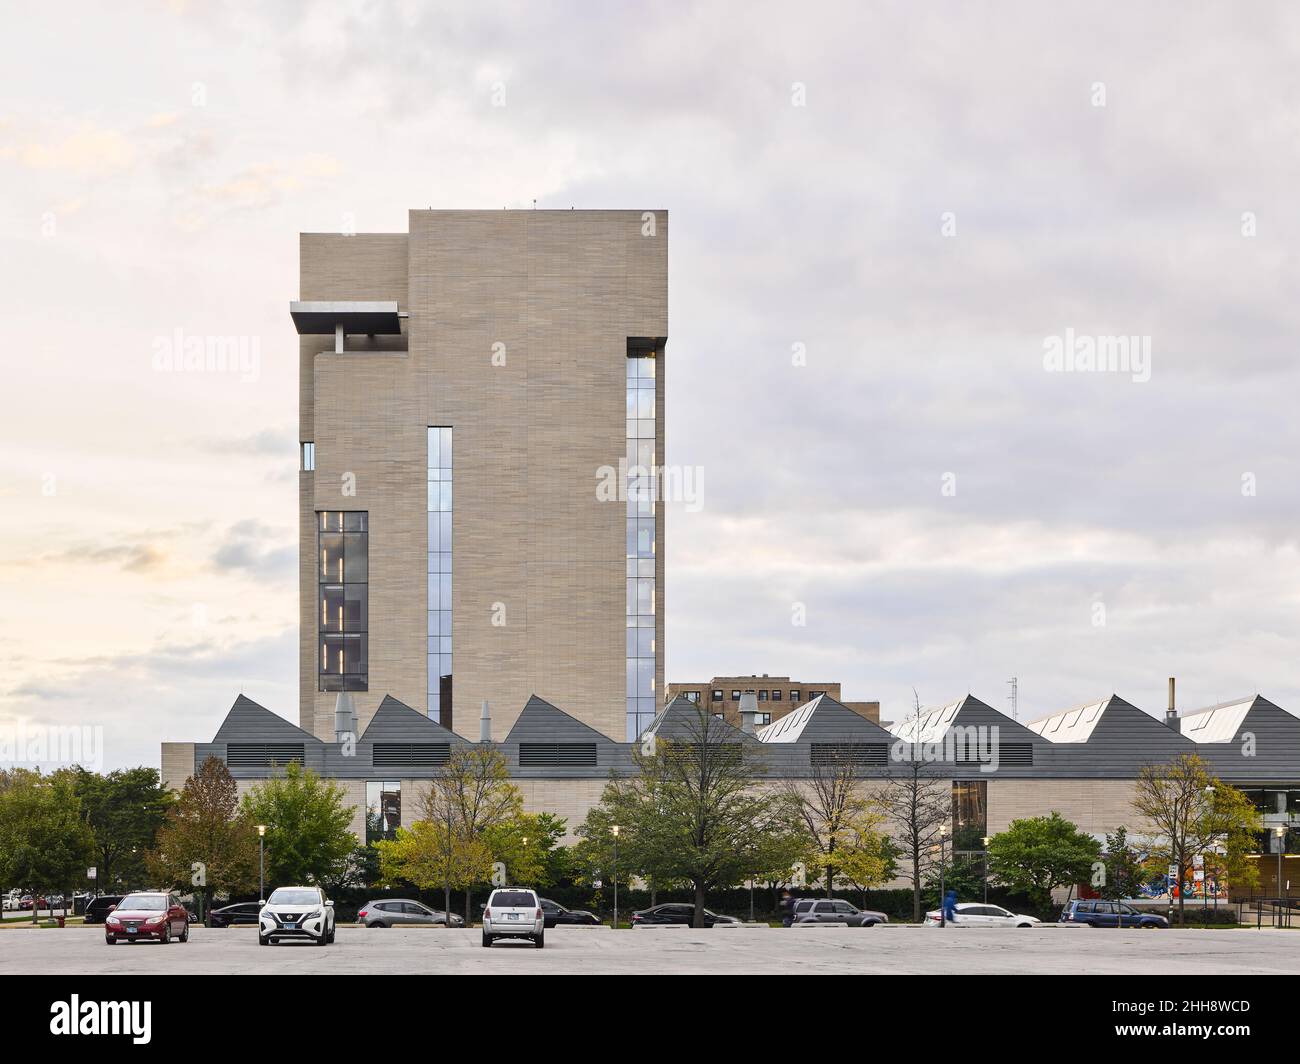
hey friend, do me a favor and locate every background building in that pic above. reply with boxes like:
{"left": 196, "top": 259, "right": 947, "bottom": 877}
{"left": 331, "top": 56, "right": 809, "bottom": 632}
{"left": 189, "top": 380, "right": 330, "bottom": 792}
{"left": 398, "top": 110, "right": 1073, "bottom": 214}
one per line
{"left": 292, "top": 209, "right": 667, "bottom": 743}
{"left": 664, "top": 675, "right": 880, "bottom": 727}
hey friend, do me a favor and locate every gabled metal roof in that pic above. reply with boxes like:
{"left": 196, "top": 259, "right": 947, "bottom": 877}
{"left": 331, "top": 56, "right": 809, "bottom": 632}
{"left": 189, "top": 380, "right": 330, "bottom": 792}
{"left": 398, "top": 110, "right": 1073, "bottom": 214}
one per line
{"left": 889, "top": 694, "right": 1045, "bottom": 746}
{"left": 504, "top": 695, "right": 618, "bottom": 745}
{"left": 1024, "top": 694, "right": 1194, "bottom": 747}
{"left": 757, "top": 695, "right": 895, "bottom": 744}
{"left": 211, "top": 694, "right": 320, "bottom": 745}
{"left": 359, "top": 695, "right": 468, "bottom": 745}
{"left": 1178, "top": 697, "right": 1257, "bottom": 743}
{"left": 642, "top": 695, "right": 761, "bottom": 744}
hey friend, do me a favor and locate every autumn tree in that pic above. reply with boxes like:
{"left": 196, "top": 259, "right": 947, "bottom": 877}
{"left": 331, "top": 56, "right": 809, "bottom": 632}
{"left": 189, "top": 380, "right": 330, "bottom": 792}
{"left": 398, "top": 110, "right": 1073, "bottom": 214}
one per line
{"left": 418, "top": 745, "right": 525, "bottom": 921}
{"left": 147, "top": 757, "right": 258, "bottom": 917}
{"left": 780, "top": 748, "right": 891, "bottom": 897}
{"left": 1132, "top": 754, "right": 1261, "bottom": 925}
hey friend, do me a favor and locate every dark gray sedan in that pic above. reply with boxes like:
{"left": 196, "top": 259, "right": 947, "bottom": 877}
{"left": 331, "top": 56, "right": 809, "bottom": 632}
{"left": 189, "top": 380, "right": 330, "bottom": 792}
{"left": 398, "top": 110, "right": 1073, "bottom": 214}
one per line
{"left": 791, "top": 898, "right": 889, "bottom": 926}
{"left": 359, "top": 899, "right": 464, "bottom": 928}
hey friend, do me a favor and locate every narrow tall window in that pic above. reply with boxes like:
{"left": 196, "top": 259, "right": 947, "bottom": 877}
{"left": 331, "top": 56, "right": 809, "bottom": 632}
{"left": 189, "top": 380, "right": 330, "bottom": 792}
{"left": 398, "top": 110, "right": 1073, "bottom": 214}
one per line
{"left": 428, "top": 427, "right": 452, "bottom": 723}
{"left": 301, "top": 442, "right": 315, "bottom": 471}
{"left": 318, "top": 511, "right": 368, "bottom": 691}
{"left": 625, "top": 354, "right": 656, "bottom": 740}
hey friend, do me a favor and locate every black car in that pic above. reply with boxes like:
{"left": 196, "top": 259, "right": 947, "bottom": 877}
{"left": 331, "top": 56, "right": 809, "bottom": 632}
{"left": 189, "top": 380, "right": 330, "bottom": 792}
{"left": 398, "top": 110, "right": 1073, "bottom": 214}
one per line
{"left": 539, "top": 898, "right": 601, "bottom": 928}
{"left": 209, "top": 901, "right": 264, "bottom": 927}
{"left": 83, "top": 896, "right": 123, "bottom": 924}
{"left": 631, "top": 903, "right": 740, "bottom": 927}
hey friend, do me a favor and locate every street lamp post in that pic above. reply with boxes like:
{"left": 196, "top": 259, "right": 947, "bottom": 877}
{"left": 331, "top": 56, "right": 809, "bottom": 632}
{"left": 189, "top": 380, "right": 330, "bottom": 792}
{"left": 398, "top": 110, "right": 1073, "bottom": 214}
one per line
{"left": 938, "top": 824, "right": 948, "bottom": 927}
{"left": 1276, "top": 825, "right": 1286, "bottom": 927}
{"left": 257, "top": 824, "right": 267, "bottom": 904}
{"left": 611, "top": 825, "right": 620, "bottom": 930}
{"left": 981, "top": 836, "right": 992, "bottom": 904}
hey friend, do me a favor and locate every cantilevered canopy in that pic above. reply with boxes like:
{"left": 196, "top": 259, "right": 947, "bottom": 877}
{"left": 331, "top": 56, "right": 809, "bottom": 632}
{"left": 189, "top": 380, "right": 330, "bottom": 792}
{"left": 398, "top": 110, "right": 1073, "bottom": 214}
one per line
{"left": 289, "top": 300, "right": 402, "bottom": 335}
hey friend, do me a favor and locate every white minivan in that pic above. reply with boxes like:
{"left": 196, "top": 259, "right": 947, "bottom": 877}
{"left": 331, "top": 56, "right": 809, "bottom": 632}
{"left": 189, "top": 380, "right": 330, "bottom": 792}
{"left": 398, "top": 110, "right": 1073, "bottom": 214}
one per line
{"left": 482, "top": 888, "right": 544, "bottom": 948}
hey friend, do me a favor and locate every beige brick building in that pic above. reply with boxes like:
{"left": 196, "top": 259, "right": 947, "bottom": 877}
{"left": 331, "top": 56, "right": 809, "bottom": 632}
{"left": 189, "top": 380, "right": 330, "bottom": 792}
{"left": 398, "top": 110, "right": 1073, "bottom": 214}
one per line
{"left": 665, "top": 676, "right": 880, "bottom": 728}
{"left": 295, "top": 210, "right": 666, "bottom": 744}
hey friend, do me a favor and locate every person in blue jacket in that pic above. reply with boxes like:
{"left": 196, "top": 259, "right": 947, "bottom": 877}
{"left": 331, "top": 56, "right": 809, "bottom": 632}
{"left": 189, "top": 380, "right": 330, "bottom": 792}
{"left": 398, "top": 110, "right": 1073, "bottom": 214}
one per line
{"left": 942, "top": 888, "right": 958, "bottom": 925}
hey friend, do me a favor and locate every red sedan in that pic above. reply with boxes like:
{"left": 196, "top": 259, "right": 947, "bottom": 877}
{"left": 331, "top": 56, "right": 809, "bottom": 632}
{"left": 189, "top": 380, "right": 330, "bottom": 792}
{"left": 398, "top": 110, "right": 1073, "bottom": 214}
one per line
{"left": 105, "top": 892, "right": 191, "bottom": 944}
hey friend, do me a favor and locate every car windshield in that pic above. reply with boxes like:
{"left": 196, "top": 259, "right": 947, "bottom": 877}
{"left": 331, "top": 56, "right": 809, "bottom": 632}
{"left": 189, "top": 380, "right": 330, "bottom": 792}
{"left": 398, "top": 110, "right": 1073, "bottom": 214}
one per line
{"left": 118, "top": 894, "right": 167, "bottom": 911}
{"left": 492, "top": 891, "right": 536, "bottom": 907}
{"left": 268, "top": 889, "right": 320, "bottom": 906}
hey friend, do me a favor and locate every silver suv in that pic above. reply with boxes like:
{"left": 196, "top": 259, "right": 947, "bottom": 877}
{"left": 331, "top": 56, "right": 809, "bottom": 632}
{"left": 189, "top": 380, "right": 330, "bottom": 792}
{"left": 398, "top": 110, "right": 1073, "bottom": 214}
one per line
{"left": 792, "top": 898, "right": 889, "bottom": 927}
{"left": 482, "top": 888, "right": 544, "bottom": 948}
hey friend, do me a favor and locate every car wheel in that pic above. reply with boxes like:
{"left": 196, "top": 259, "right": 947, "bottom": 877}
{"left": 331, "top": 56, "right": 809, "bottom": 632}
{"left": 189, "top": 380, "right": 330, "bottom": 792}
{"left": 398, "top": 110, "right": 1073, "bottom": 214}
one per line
{"left": 179, "top": 921, "right": 189, "bottom": 942}
{"left": 535, "top": 933, "right": 545, "bottom": 949}
{"left": 317, "top": 929, "right": 329, "bottom": 946}
{"left": 373, "top": 922, "right": 388, "bottom": 929}
{"left": 160, "top": 924, "right": 171, "bottom": 945}
{"left": 1017, "top": 923, "right": 1032, "bottom": 928}
{"left": 481, "top": 933, "right": 492, "bottom": 948}
{"left": 328, "top": 925, "right": 336, "bottom": 943}
{"left": 105, "top": 937, "right": 116, "bottom": 945}
{"left": 258, "top": 934, "right": 269, "bottom": 946}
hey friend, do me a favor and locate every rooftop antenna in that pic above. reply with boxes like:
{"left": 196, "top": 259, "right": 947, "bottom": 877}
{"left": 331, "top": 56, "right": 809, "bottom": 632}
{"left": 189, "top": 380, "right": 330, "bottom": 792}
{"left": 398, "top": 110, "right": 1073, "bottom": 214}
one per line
{"left": 1007, "top": 676, "right": 1018, "bottom": 721}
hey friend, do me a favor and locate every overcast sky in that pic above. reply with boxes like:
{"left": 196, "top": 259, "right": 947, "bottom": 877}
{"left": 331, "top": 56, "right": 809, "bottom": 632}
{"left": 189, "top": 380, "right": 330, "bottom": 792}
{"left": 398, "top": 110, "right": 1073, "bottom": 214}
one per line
{"left": 3, "top": 0, "right": 1300, "bottom": 771}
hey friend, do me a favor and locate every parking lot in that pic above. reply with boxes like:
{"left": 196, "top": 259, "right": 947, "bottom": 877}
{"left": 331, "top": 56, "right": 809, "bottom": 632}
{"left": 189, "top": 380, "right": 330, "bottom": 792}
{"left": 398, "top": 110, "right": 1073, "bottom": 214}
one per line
{"left": 1, "top": 924, "right": 1297, "bottom": 975}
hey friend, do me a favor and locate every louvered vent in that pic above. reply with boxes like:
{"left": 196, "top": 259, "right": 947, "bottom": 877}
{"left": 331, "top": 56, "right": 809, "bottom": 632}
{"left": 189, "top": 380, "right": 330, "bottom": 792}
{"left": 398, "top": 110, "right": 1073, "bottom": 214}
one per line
{"left": 225, "top": 743, "right": 305, "bottom": 768}
{"left": 372, "top": 743, "right": 450, "bottom": 767}
{"left": 518, "top": 743, "right": 598, "bottom": 767}
{"left": 810, "top": 743, "right": 888, "bottom": 767}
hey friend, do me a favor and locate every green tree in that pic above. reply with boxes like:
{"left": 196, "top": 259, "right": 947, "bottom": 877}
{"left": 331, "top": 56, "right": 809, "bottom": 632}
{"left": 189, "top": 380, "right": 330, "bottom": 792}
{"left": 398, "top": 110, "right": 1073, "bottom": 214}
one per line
{"left": 1132, "top": 755, "right": 1262, "bottom": 925}
{"left": 0, "top": 769, "right": 95, "bottom": 922}
{"left": 482, "top": 811, "right": 567, "bottom": 889}
{"left": 147, "top": 757, "right": 259, "bottom": 917}
{"left": 72, "top": 766, "right": 174, "bottom": 892}
{"left": 240, "top": 762, "right": 356, "bottom": 887}
{"left": 581, "top": 703, "right": 782, "bottom": 927}
{"left": 986, "top": 812, "right": 1101, "bottom": 910}
{"left": 1096, "top": 827, "right": 1146, "bottom": 913}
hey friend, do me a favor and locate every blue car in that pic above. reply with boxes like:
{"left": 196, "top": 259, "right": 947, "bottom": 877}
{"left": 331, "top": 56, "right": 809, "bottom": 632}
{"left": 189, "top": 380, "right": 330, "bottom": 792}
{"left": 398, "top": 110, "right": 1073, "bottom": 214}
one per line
{"left": 1060, "top": 900, "right": 1168, "bottom": 928}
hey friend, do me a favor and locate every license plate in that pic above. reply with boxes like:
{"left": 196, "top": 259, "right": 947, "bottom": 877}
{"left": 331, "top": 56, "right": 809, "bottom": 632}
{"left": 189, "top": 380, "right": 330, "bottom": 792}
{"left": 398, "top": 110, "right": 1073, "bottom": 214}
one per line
{"left": 127, "top": 928, "right": 137, "bottom": 934}
{"left": 508, "top": 913, "right": 519, "bottom": 920}
{"left": 285, "top": 923, "right": 298, "bottom": 930}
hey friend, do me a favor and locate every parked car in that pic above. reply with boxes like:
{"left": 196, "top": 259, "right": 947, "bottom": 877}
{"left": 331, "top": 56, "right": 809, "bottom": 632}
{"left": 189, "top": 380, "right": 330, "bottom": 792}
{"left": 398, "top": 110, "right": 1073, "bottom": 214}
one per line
{"left": 18, "top": 895, "right": 36, "bottom": 911}
{"left": 924, "top": 903, "right": 1040, "bottom": 927}
{"left": 631, "top": 903, "right": 741, "bottom": 927}
{"left": 481, "top": 887, "right": 545, "bottom": 948}
{"left": 792, "top": 898, "right": 889, "bottom": 926}
{"left": 105, "top": 892, "right": 191, "bottom": 944}
{"left": 259, "top": 886, "right": 335, "bottom": 946}
{"left": 539, "top": 898, "right": 601, "bottom": 928}
{"left": 360, "top": 899, "right": 464, "bottom": 928}
{"left": 2, "top": 890, "right": 21, "bottom": 911}
{"left": 1059, "top": 899, "right": 1168, "bottom": 928}
{"left": 209, "top": 901, "right": 264, "bottom": 928}
{"left": 84, "top": 895, "right": 124, "bottom": 924}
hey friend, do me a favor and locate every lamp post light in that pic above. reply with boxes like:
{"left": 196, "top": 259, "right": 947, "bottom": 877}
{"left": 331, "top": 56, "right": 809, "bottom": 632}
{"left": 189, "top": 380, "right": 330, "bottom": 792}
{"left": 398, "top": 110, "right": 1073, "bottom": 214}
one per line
{"left": 611, "top": 825, "right": 620, "bottom": 930}
{"left": 257, "top": 824, "right": 267, "bottom": 904}
{"left": 980, "top": 836, "right": 992, "bottom": 904}
{"left": 938, "top": 823, "right": 949, "bottom": 927}
{"left": 1276, "top": 824, "right": 1287, "bottom": 926}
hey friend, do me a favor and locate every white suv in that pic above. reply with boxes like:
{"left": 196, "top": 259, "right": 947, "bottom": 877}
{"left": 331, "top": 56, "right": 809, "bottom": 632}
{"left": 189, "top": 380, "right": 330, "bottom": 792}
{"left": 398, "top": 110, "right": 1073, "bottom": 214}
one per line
{"left": 482, "top": 888, "right": 544, "bottom": 948}
{"left": 258, "top": 886, "right": 335, "bottom": 946}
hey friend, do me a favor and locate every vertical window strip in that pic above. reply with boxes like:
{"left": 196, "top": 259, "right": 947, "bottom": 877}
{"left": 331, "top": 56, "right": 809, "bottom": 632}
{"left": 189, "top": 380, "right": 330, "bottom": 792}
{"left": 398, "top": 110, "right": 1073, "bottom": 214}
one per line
{"left": 625, "top": 355, "right": 657, "bottom": 741}
{"left": 427, "top": 427, "right": 452, "bottom": 722}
